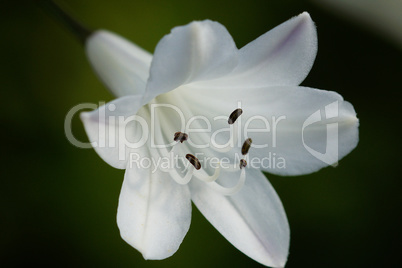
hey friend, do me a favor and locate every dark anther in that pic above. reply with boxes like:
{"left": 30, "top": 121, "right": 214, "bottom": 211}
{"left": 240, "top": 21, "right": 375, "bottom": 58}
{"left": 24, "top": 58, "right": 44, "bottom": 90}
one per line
{"left": 241, "top": 138, "right": 252, "bottom": 155}
{"left": 186, "top": 154, "right": 201, "bottom": 170}
{"left": 239, "top": 159, "right": 247, "bottom": 169}
{"left": 174, "top": 132, "right": 188, "bottom": 143}
{"left": 228, "top": 108, "right": 243, "bottom": 124}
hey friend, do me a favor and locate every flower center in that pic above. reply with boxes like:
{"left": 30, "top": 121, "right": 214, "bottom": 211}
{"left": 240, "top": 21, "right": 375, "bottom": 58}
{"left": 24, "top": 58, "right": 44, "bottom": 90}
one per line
{"left": 161, "top": 109, "right": 253, "bottom": 196}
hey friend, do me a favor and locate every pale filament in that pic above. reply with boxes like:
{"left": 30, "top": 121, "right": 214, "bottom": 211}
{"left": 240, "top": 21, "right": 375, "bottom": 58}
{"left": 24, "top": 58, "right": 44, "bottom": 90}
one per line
{"left": 152, "top": 117, "right": 181, "bottom": 160}
{"left": 210, "top": 121, "right": 239, "bottom": 153}
{"left": 163, "top": 135, "right": 246, "bottom": 195}
{"left": 175, "top": 154, "right": 220, "bottom": 183}
{"left": 156, "top": 142, "right": 180, "bottom": 173}
{"left": 168, "top": 160, "right": 244, "bottom": 196}
{"left": 194, "top": 164, "right": 221, "bottom": 182}
{"left": 167, "top": 141, "right": 179, "bottom": 155}
{"left": 205, "top": 169, "right": 246, "bottom": 196}
{"left": 168, "top": 165, "right": 194, "bottom": 185}
{"left": 167, "top": 154, "right": 221, "bottom": 185}
{"left": 220, "top": 162, "right": 244, "bottom": 173}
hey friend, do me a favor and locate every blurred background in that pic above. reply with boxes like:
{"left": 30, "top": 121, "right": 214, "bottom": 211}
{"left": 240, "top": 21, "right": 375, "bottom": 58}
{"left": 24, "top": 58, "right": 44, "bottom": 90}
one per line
{"left": 1, "top": 0, "right": 401, "bottom": 267}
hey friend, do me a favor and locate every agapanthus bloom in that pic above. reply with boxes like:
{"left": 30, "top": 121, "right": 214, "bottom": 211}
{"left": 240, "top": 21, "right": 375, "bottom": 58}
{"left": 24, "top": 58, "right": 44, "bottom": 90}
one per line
{"left": 80, "top": 12, "right": 358, "bottom": 267}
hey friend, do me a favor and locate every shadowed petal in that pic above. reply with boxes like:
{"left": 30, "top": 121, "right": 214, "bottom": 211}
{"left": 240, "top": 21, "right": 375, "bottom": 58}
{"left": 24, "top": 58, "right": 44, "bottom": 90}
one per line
{"left": 196, "top": 12, "right": 317, "bottom": 88}
{"left": 86, "top": 30, "right": 152, "bottom": 97}
{"left": 80, "top": 95, "right": 144, "bottom": 169}
{"left": 189, "top": 168, "right": 289, "bottom": 268}
{"left": 180, "top": 85, "right": 359, "bottom": 176}
{"left": 241, "top": 86, "right": 358, "bottom": 176}
{"left": 142, "top": 20, "right": 238, "bottom": 103}
{"left": 117, "top": 158, "right": 192, "bottom": 259}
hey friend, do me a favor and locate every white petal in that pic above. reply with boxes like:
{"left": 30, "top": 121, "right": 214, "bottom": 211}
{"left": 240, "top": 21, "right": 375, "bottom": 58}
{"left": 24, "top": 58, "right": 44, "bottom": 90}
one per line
{"left": 180, "top": 85, "right": 359, "bottom": 176}
{"left": 196, "top": 12, "right": 317, "bottom": 88}
{"left": 117, "top": 158, "right": 192, "bottom": 259}
{"left": 243, "top": 87, "right": 358, "bottom": 175}
{"left": 189, "top": 168, "right": 289, "bottom": 267}
{"left": 142, "top": 20, "right": 238, "bottom": 103}
{"left": 86, "top": 30, "right": 152, "bottom": 97}
{"left": 80, "top": 95, "right": 144, "bottom": 169}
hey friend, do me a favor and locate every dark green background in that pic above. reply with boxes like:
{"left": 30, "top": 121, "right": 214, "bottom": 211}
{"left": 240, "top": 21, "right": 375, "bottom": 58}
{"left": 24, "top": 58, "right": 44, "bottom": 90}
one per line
{"left": 1, "top": 0, "right": 401, "bottom": 267}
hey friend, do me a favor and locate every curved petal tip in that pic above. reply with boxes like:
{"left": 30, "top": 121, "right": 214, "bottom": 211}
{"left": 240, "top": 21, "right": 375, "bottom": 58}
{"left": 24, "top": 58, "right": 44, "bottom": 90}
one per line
{"left": 300, "top": 11, "right": 311, "bottom": 18}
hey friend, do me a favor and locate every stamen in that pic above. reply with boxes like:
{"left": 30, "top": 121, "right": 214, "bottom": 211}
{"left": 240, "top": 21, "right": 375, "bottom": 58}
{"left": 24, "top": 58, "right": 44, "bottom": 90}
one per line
{"left": 169, "top": 165, "right": 194, "bottom": 185}
{"left": 160, "top": 138, "right": 179, "bottom": 159}
{"left": 228, "top": 108, "right": 243, "bottom": 124}
{"left": 211, "top": 109, "right": 242, "bottom": 153}
{"left": 194, "top": 164, "right": 221, "bottom": 182}
{"left": 241, "top": 138, "right": 252, "bottom": 155}
{"left": 239, "top": 159, "right": 247, "bottom": 169}
{"left": 186, "top": 154, "right": 201, "bottom": 170}
{"left": 206, "top": 169, "right": 246, "bottom": 195}
{"left": 174, "top": 132, "right": 188, "bottom": 143}
{"left": 158, "top": 131, "right": 187, "bottom": 160}
{"left": 211, "top": 122, "right": 238, "bottom": 153}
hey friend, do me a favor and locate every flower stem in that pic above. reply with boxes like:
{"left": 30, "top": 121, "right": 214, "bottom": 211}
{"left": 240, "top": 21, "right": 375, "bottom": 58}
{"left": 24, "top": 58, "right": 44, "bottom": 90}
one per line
{"left": 37, "top": 0, "right": 92, "bottom": 44}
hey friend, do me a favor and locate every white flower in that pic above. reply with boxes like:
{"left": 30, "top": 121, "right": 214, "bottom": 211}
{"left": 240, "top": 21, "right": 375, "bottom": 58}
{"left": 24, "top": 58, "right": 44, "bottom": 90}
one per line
{"left": 80, "top": 12, "right": 358, "bottom": 267}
